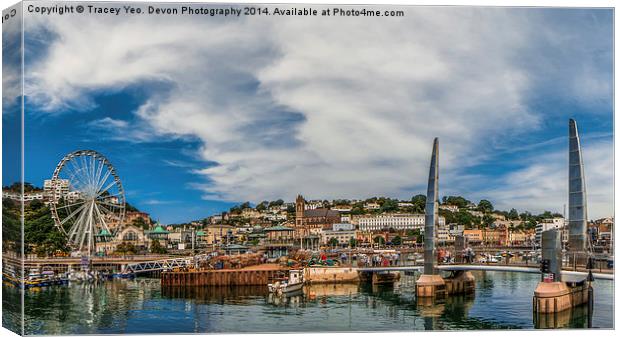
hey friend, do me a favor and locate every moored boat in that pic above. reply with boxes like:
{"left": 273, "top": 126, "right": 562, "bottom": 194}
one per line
{"left": 268, "top": 269, "right": 304, "bottom": 295}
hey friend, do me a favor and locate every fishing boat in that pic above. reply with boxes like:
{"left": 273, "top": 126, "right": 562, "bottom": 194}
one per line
{"left": 268, "top": 269, "right": 304, "bottom": 295}
{"left": 2, "top": 264, "right": 20, "bottom": 286}
{"left": 23, "top": 267, "right": 69, "bottom": 288}
{"left": 111, "top": 272, "right": 135, "bottom": 279}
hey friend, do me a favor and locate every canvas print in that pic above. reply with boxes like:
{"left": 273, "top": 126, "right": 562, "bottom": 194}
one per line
{"left": 1, "top": 1, "right": 615, "bottom": 335}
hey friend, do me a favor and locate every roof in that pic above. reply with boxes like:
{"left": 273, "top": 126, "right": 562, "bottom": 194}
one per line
{"left": 248, "top": 233, "right": 266, "bottom": 238}
{"left": 95, "top": 229, "right": 113, "bottom": 237}
{"left": 304, "top": 208, "right": 339, "bottom": 218}
{"left": 151, "top": 225, "right": 169, "bottom": 234}
{"left": 225, "top": 244, "right": 248, "bottom": 250}
{"left": 264, "top": 225, "right": 294, "bottom": 231}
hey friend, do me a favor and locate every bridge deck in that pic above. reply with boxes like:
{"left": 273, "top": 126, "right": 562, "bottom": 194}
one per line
{"left": 357, "top": 264, "right": 613, "bottom": 280}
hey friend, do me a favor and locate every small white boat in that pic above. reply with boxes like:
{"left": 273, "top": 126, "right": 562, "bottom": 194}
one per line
{"left": 268, "top": 270, "right": 304, "bottom": 295}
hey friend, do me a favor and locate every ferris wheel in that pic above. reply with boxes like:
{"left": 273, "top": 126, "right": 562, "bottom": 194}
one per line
{"left": 49, "top": 150, "right": 126, "bottom": 254}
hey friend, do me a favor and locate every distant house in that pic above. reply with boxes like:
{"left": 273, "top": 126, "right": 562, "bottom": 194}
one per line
{"left": 204, "top": 224, "right": 237, "bottom": 246}
{"left": 241, "top": 208, "right": 262, "bottom": 219}
{"left": 439, "top": 204, "right": 459, "bottom": 212}
{"left": 494, "top": 219, "right": 523, "bottom": 228}
{"left": 125, "top": 211, "right": 151, "bottom": 227}
{"left": 463, "top": 229, "right": 483, "bottom": 244}
{"left": 320, "top": 229, "right": 356, "bottom": 246}
{"left": 224, "top": 244, "right": 249, "bottom": 255}
{"left": 364, "top": 202, "right": 381, "bottom": 210}
{"left": 331, "top": 205, "right": 353, "bottom": 212}
{"left": 467, "top": 210, "right": 484, "bottom": 218}
{"left": 264, "top": 225, "right": 296, "bottom": 258}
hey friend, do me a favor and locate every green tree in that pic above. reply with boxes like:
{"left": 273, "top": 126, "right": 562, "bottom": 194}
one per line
{"left": 380, "top": 199, "right": 399, "bottom": 213}
{"left": 478, "top": 199, "right": 494, "bottom": 213}
{"left": 286, "top": 204, "right": 295, "bottom": 214}
{"left": 2, "top": 199, "right": 21, "bottom": 249}
{"left": 519, "top": 211, "right": 533, "bottom": 221}
{"left": 373, "top": 236, "right": 385, "bottom": 246}
{"left": 256, "top": 201, "right": 268, "bottom": 211}
{"left": 328, "top": 238, "right": 339, "bottom": 247}
{"left": 230, "top": 202, "right": 251, "bottom": 214}
{"left": 443, "top": 196, "right": 470, "bottom": 208}
{"left": 482, "top": 214, "right": 495, "bottom": 227}
{"left": 268, "top": 199, "right": 284, "bottom": 207}
{"left": 351, "top": 204, "right": 365, "bottom": 215}
{"left": 392, "top": 235, "right": 402, "bottom": 246}
{"left": 349, "top": 237, "right": 358, "bottom": 248}
{"left": 132, "top": 217, "right": 149, "bottom": 230}
{"left": 24, "top": 203, "right": 68, "bottom": 256}
{"left": 406, "top": 229, "right": 421, "bottom": 237}
{"left": 116, "top": 243, "right": 137, "bottom": 254}
{"left": 507, "top": 208, "right": 519, "bottom": 220}
{"left": 411, "top": 194, "right": 426, "bottom": 213}
{"left": 150, "top": 239, "right": 167, "bottom": 254}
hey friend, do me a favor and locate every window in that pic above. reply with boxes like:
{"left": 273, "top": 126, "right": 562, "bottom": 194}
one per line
{"left": 123, "top": 231, "right": 138, "bottom": 241}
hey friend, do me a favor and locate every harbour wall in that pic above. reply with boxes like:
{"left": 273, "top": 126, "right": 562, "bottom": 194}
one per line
{"left": 304, "top": 267, "right": 360, "bottom": 284}
{"left": 161, "top": 268, "right": 284, "bottom": 286}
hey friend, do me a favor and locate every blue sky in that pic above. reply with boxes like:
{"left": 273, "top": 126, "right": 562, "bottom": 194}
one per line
{"left": 2, "top": 5, "right": 613, "bottom": 223}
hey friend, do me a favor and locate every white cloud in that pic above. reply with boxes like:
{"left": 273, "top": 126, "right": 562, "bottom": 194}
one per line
{"left": 22, "top": 6, "right": 612, "bottom": 217}
{"left": 86, "top": 117, "right": 163, "bottom": 142}
{"left": 2, "top": 6, "right": 23, "bottom": 110}
{"left": 142, "top": 199, "right": 179, "bottom": 206}
{"left": 478, "top": 139, "right": 613, "bottom": 219}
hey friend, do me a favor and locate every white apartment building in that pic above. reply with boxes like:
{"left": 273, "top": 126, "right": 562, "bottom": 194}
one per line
{"left": 437, "top": 226, "right": 451, "bottom": 243}
{"left": 356, "top": 214, "right": 445, "bottom": 231}
{"left": 536, "top": 217, "right": 567, "bottom": 244}
{"left": 43, "top": 179, "right": 82, "bottom": 203}
{"left": 4, "top": 192, "right": 45, "bottom": 202}
{"left": 44, "top": 179, "right": 70, "bottom": 196}
{"left": 320, "top": 229, "right": 356, "bottom": 246}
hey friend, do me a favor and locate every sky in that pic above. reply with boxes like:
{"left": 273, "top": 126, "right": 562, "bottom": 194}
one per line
{"left": 2, "top": 4, "right": 613, "bottom": 223}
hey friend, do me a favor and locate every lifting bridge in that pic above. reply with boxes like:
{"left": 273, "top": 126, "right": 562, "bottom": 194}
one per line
{"left": 122, "top": 256, "right": 204, "bottom": 273}
{"left": 357, "top": 264, "right": 613, "bottom": 281}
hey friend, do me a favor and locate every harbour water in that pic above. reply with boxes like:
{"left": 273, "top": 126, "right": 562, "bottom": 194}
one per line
{"left": 3, "top": 271, "right": 614, "bottom": 334}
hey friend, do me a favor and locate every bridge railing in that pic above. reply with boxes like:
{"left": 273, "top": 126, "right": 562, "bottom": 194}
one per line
{"left": 123, "top": 257, "right": 194, "bottom": 273}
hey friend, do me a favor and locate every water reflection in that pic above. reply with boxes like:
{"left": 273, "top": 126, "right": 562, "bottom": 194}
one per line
{"left": 534, "top": 304, "right": 590, "bottom": 329}
{"left": 3, "top": 270, "right": 613, "bottom": 334}
{"left": 162, "top": 285, "right": 268, "bottom": 304}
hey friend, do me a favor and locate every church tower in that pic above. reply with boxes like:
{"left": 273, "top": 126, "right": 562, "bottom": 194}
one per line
{"left": 295, "top": 195, "right": 305, "bottom": 227}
